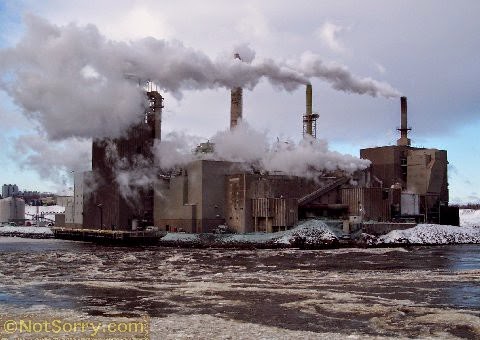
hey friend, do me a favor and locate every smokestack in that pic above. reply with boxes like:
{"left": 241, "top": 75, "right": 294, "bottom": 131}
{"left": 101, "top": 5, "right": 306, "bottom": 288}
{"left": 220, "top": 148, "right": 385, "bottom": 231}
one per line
{"left": 396, "top": 96, "right": 411, "bottom": 146}
{"left": 230, "top": 53, "right": 243, "bottom": 130}
{"left": 146, "top": 88, "right": 163, "bottom": 141}
{"left": 305, "top": 84, "right": 313, "bottom": 135}
{"left": 306, "top": 85, "right": 312, "bottom": 113}
{"left": 303, "top": 84, "right": 319, "bottom": 138}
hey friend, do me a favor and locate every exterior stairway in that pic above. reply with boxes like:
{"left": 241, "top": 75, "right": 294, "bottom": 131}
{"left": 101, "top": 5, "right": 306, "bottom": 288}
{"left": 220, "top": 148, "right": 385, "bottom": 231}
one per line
{"left": 298, "top": 177, "right": 350, "bottom": 207}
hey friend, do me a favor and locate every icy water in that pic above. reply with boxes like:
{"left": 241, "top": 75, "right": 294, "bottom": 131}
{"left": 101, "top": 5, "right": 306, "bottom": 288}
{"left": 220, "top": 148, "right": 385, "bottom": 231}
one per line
{"left": 0, "top": 238, "right": 479, "bottom": 339}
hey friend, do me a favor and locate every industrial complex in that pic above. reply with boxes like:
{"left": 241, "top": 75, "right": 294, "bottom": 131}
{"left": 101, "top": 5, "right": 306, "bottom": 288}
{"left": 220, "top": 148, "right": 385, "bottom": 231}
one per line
{"left": 0, "top": 51, "right": 457, "bottom": 233}
{"left": 50, "top": 63, "right": 458, "bottom": 235}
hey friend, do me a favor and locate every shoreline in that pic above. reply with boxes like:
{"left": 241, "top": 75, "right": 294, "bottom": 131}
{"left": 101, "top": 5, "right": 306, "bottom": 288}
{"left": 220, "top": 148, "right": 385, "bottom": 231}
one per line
{"left": 1, "top": 231, "right": 479, "bottom": 250}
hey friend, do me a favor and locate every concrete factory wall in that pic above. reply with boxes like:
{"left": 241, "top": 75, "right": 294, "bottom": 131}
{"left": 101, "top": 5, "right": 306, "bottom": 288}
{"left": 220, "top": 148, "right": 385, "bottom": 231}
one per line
{"left": 154, "top": 160, "right": 245, "bottom": 233}
{"left": 401, "top": 192, "right": 420, "bottom": 215}
{"left": 360, "top": 146, "right": 409, "bottom": 189}
{"left": 341, "top": 187, "right": 401, "bottom": 222}
{"left": 407, "top": 149, "right": 448, "bottom": 203}
{"left": 226, "top": 174, "right": 336, "bottom": 233}
{"left": 154, "top": 161, "right": 345, "bottom": 233}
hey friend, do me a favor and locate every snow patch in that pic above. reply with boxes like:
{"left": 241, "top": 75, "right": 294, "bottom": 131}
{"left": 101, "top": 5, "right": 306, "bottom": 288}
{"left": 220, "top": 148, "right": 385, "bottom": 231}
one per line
{"left": 275, "top": 220, "right": 338, "bottom": 245}
{"left": 459, "top": 209, "right": 480, "bottom": 227}
{"left": 161, "top": 220, "right": 338, "bottom": 248}
{"left": 161, "top": 233, "right": 200, "bottom": 242}
{"left": 0, "top": 226, "right": 53, "bottom": 236}
{"left": 377, "top": 224, "right": 480, "bottom": 245}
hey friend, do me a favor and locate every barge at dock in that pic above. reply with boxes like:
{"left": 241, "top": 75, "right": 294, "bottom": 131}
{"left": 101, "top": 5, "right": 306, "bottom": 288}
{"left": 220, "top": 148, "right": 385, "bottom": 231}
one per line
{"left": 52, "top": 227, "right": 164, "bottom": 245}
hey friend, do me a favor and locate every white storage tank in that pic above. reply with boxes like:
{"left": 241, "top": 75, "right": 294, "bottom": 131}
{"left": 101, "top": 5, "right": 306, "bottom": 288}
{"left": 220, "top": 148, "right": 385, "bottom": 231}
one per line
{"left": 0, "top": 197, "right": 26, "bottom": 223}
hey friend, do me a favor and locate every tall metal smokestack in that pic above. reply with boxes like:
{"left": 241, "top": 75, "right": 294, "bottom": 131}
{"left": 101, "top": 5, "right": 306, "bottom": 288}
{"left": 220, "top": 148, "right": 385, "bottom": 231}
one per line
{"left": 230, "top": 53, "right": 243, "bottom": 130}
{"left": 396, "top": 96, "right": 411, "bottom": 146}
{"left": 303, "top": 84, "right": 319, "bottom": 138}
{"left": 306, "top": 84, "right": 313, "bottom": 135}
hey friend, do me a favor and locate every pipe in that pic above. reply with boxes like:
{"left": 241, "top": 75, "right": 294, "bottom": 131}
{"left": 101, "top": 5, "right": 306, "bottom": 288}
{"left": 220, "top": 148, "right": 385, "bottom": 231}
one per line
{"left": 306, "top": 84, "right": 312, "bottom": 116}
{"left": 230, "top": 53, "right": 243, "bottom": 130}
{"left": 305, "top": 84, "right": 313, "bottom": 135}
{"left": 397, "top": 96, "right": 411, "bottom": 146}
{"left": 401, "top": 96, "right": 407, "bottom": 138}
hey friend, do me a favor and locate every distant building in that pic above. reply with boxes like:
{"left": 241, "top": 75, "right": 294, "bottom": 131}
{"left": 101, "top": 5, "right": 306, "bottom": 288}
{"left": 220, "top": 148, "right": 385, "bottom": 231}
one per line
{"left": 63, "top": 171, "right": 88, "bottom": 228}
{"left": 2, "top": 184, "right": 19, "bottom": 198}
{"left": 56, "top": 196, "right": 74, "bottom": 207}
{"left": 73, "top": 172, "right": 87, "bottom": 226}
{"left": 17, "top": 191, "right": 41, "bottom": 205}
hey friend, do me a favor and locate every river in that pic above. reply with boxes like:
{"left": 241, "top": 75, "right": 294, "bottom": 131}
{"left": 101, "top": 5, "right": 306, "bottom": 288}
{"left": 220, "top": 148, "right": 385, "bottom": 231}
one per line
{"left": 0, "top": 237, "right": 479, "bottom": 339}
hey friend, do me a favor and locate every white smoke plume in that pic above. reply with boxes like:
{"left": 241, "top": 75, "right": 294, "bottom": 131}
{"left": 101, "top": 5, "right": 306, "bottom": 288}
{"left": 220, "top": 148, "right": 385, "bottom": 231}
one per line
{"left": 88, "top": 121, "right": 369, "bottom": 205}
{"left": 296, "top": 52, "right": 401, "bottom": 98}
{"left": 14, "top": 134, "right": 91, "bottom": 191}
{"left": 103, "top": 140, "right": 158, "bottom": 205}
{"left": 153, "top": 131, "right": 202, "bottom": 170}
{"left": 154, "top": 121, "right": 370, "bottom": 177}
{"left": 0, "top": 15, "right": 400, "bottom": 142}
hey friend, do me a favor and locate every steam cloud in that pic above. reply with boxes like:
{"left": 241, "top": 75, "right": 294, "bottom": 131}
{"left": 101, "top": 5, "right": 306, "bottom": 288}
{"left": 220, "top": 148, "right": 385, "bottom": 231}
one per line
{"left": 0, "top": 15, "right": 401, "bottom": 142}
{"left": 154, "top": 122, "right": 370, "bottom": 178}
{"left": 14, "top": 135, "right": 91, "bottom": 192}
{"left": 99, "top": 121, "right": 369, "bottom": 202}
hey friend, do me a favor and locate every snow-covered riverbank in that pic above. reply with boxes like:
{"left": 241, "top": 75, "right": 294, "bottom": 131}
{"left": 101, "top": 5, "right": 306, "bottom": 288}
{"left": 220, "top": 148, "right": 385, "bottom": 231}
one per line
{"left": 374, "top": 224, "right": 480, "bottom": 246}
{"left": 0, "top": 226, "right": 53, "bottom": 238}
{"left": 1, "top": 208, "right": 479, "bottom": 246}
{"left": 160, "top": 220, "right": 339, "bottom": 248}
{"left": 161, "top": 220, "right": 480, "bottom": 249}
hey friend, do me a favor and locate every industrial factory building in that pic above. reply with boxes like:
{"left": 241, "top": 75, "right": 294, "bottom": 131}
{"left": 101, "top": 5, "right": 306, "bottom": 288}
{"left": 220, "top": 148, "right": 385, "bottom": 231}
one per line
{"left": 154, "top": 160, "right": 348, "bottom": 233}
{"left": 82, "top": 89, "right": 163, "bottom": 230}
{"left": 60, "top": 63, "right": 458, "bottom": 232}
{"left": 359, "top": 97, "right": 457, "bottom": 225}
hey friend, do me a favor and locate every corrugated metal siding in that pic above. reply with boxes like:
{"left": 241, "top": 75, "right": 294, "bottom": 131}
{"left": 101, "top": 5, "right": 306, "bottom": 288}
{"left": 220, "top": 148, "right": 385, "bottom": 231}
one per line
{"left": 341, "top": 188, "right": 391, "bottom": 221}
{"left": 252, "top": 198, "right": 298, "bottom": 227}
{"left": 252, "top": 198, "right": 273, "bottom": 217}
